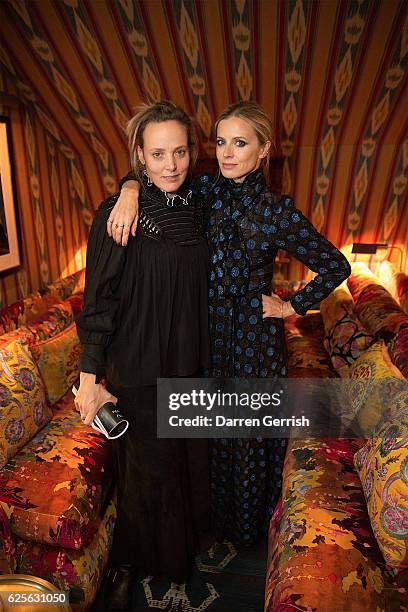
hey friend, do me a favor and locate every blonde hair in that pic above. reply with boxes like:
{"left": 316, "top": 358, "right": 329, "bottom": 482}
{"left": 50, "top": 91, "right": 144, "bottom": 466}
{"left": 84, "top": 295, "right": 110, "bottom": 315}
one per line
{"left": 215, "top": 101, "right": 274, "bottom": 179}
{"left": 126, "top": 100, "right": 198, "bottom": 181}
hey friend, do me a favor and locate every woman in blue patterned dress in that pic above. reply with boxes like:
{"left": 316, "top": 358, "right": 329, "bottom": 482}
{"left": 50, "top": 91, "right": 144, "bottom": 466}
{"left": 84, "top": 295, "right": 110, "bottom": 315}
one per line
{"left": 108, "top": 101, "right": 351, "bottom": 547}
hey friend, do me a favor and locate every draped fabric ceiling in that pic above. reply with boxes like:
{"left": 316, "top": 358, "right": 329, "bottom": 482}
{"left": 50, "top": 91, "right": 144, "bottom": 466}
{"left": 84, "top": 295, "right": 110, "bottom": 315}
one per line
{"left": 0, "top": 0, "right": 407, "bottom": 305}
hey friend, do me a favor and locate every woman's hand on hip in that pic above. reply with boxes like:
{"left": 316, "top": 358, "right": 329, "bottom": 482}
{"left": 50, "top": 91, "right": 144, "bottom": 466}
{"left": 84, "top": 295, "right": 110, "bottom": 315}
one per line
{"left": 262, "top": 293, "right": 296, "bottom": 319}
{"left": 107, "top": 180, "right": 140, "bottom": 246}
{"left": 74, "top": 372, "right": 118, "bottom": 427}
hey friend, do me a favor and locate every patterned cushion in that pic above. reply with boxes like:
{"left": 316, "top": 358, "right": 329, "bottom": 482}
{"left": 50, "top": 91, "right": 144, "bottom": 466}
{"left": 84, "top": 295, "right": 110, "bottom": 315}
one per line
{"left": 22, "top": 292, "right": 55, "bottom": 324}
{"left": 354, "top": 390, "right": 408, "bottom": 568}
{"left": 285, "top": 313, "right": 337, "bottom": 378}
{"left": 0, "top": 327, "right": 35, "bottom": 350}
{"left": 44, "top": 269, "right": 85, "bottom": 302}
{"left": 347, "top": 264, "right": 408, "bottom": 378}
{"left": 0, "top": 300, "right": 26, "bottom": 335}
{"left": 66, "top": 293, "right": 84, "bottom": 315}
{"left": 30, "top": 322, "right": 81, "bottom": 404}
{"left": 0, "top": 392, "right": 113, "bottom": 550}
{"left": 285, "top": 311, "right": 326, "bottom": 339}
{"left": 272, "top": 279, "right": 308, "bottom": 300}
{"left": 320, "top": 282, "right": 355, "bottom": 327}
{"left": 320, "top": 284, "right": 375, "bottom": 376}
{"left": 0, "top": 340, "right": 51, "bottom": 469}
{"left": 0, "top": 270, "right": 85, "bottom": 336}
{"left": 346, "top": 340, "right": 406, "bottom": 436}
{"left": 265, "top": 437, "right": 408, "bottom": 611}
{"left": 25, "top": 300, "right": 73, "bottom": 343}
{"left": 376, "top": 263, "right": 408, "bottom": 314}
{"left": 16, "top": 498, "right": 116, "bottom": 611}
{"left": 72, "top": 268, "right": 85, "bottom": 295}
{"left": 388, "top": 324, "right": 408, "bottom": 379}
{"left": 396, "top": 272, "right": 408, "bottom": 314}
{"left": 348, "top": 263, "right": 407, "bottom": 334}
{"left": 0, "top": 294, "right": 51, "bottom": 336}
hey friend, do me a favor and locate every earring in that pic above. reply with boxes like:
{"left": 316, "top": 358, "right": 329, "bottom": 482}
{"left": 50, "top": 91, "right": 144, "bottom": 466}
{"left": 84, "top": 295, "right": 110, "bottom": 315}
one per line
{"left": 143, "top": 168, "right": 152, "bottom": 187}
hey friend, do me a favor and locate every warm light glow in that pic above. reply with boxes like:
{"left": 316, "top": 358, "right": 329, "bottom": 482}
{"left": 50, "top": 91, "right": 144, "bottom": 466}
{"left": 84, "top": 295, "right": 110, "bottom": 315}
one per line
{"left": 340, "top": 243, "right": 407, "bottom": 274}
{"left": 340, "top": 244, "right": 353, "bottom": 260}
{"left": 59, "top": 246, "right": 86, "bottom": 279}
{"left": 377, "top": 261, "right": 398, "bottom": 299}
{"left": 340, "top": 244, "right": 373, "bottom": 269}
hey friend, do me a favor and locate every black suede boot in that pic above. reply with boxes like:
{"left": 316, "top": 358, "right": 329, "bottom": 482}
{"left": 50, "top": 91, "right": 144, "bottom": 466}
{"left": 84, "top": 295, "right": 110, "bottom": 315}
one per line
{"left": 104, "top": 563, "right": 137, "bottom": 611}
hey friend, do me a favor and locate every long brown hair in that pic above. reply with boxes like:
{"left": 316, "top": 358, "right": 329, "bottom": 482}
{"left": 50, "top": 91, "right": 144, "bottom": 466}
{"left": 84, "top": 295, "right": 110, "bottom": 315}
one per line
{"left": 215, "top": 101, "right": 274, "bottom": 179}
{"left": 127, "top": 100, "right": 198, "bottom": 181}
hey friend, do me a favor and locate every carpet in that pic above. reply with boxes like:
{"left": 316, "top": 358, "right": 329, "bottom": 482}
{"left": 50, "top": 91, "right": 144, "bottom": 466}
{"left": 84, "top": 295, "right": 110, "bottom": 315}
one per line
{"left": 91, "top": 537, "right": 267, "bottom": 611}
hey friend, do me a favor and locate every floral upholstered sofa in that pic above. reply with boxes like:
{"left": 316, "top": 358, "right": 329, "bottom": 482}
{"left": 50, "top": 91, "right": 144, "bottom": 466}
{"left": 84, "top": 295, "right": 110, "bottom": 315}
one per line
{"left": 265, "top": 267, "right": 408, "bottom": 611}
{"left": 0, "top": 270, "right": 116, "bottom": 612}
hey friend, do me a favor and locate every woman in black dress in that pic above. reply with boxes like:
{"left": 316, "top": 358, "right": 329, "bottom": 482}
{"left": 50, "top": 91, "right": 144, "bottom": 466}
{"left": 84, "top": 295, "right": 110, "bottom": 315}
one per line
{"left": 109, "top": 101, "right": 351, "bottom": 548}
{"left": 75, "top": 101, "right": 211, "bottom": 611}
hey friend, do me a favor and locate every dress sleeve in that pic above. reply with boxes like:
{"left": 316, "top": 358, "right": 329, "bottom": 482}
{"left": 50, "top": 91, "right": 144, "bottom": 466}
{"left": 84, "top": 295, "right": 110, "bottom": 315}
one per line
{"left": 271, "top": 195, "right": 351, "bottom": 316}
{"left": 75, "top": 198, "right": 127, "bottom": 378}
{"left": 118, "top": 171, "right": 136, "bottom": 190}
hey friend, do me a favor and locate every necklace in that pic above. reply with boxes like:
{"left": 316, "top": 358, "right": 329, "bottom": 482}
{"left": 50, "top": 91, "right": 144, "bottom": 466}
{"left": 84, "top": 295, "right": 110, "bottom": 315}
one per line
{"left": 163, "top": 189, "right": 193, "bottom": 207}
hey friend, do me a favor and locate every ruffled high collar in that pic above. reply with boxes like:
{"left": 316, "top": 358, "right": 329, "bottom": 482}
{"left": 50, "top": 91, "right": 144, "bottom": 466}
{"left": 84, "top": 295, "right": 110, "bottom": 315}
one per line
{"left": 141, "top": 174, "right": 193, "bottom": 207}
{"left": 222, "top": 167, "right": 266, "bottom": 195}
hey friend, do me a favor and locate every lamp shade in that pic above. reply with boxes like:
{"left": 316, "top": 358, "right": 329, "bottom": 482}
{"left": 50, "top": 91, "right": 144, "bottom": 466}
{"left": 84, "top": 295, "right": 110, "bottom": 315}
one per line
{"left": 352, "top": 243, "right": 388, "bottom": 254}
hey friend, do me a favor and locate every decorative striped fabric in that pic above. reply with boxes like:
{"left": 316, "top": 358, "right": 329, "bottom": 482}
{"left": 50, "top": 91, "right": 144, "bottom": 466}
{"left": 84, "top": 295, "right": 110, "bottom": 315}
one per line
{"left": 0, "top": 0, "right": 406, "bottom": 306}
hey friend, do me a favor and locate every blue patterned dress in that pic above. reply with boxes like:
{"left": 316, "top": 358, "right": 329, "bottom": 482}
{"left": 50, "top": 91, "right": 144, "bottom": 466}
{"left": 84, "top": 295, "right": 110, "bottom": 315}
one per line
{"left": 195, "top": 168, "right": 351, "bottom": 546}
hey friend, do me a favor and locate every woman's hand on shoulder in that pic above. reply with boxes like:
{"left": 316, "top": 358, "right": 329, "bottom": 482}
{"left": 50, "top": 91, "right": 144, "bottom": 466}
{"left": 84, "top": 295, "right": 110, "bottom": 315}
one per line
{"left": 107, "top": 180, "right": 140, "bottom": 246}
{"left": 262, "top": 293, "right": 296, "bottom": 319}
{"left": 74, "top": 372, "right": 118, "bottom": 426}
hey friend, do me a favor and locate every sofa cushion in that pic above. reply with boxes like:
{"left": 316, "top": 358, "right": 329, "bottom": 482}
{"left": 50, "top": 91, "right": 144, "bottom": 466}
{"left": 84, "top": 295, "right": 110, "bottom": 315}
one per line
{"left": 285, "top": 313, "right": 337, "bottom": 378}
{"left": 30, "top": 323, "right": 81, "bottom": 404}
{"left": 388, "top": 324, "right": 408, "bottom": 379}
{"left": 0, "top": 339, "right": 51, "bottom": 469}
{"left": 22, "top": 292, "right": 57, "bottom": 323}
{"left": 265, "top": 437, "right": 408, "bottom": 612}
{"left": 354, "top": 390, "right": 408, "bottom": 569}
{"left": 0, "top": 271, "right": 85, "bottom": 336}
{"left": 0, "top": 327, "right": 35, "bottom": 349}
{"left": 320, "top": 283, "right": 375, "bottom": 376}
{"left": 15, "top": 497, "right": 115, "bottom": 610}
{"left": 72, "top": 268, "right": 85, "bottom": 295}
{"left": 44, "top": 269, "right": 85, "bottom": 302}
{"left": 347, "top": 263, "right": 408, "bottom": 378}
{"left": 0, "top": 300, "right": 26, "bottom": 335}
{"left": 25, "top": 300, "right": 73, "bottom": 343}
{"left": 396, "top": 272, "right": 408, "bottom": 314}
{"left": 347, "top": 263, "right": 408, "bottom": 335}
{"left": 66, "top": 293, "right": 83, "bottom": 315}
{"left": 0, "top": 391, "right": 113, "bottom": 550}
{"left": 346, "top": 340, "right": 406, "bottom": 436}
{"left": 320, "top": 282, "right": 355, "bottom": 326}
{"left": 272, "top": 279, "right": 308, "bottom": 300}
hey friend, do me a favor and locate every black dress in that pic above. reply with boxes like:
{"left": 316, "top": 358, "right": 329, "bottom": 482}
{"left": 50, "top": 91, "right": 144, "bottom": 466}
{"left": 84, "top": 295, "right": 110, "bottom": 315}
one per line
{"left": 76, "top": 181, "right": 211, "bottom": 582}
